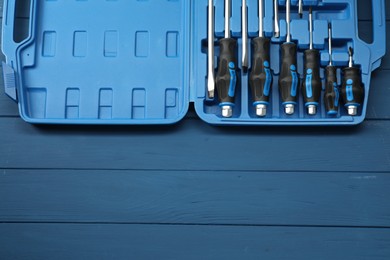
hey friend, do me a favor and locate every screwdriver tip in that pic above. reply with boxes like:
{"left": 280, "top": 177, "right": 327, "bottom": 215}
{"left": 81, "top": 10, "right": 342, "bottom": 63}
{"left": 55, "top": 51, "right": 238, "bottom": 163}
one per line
{"left": 208, "top": 90, "right": 214, "bottom": 99}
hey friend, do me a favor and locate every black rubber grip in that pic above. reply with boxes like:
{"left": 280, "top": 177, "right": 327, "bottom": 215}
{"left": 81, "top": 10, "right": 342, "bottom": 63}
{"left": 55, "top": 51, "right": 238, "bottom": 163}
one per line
{"left": 302, "top": 49, "right": 321, "bottom": 106}
{"left": 216, "top": 38, "right": 237, "bottom": 104}
{"left": 341, "top": 67, "right": 364, "bottom": 106}
{"left": 278, "top": 43, "right": 299, "bottom": 104}
{"left": 324, "top": 65, "right": 339, "bottom": 113}
{"left": 249, "top": 37, "right": 272, "bottom": 103}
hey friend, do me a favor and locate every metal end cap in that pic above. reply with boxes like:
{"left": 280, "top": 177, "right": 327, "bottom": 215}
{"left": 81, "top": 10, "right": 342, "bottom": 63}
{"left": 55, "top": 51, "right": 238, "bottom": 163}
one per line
{"left": 285, "top": 104, "right": 295, "bottom": 115}
{"left": 222, "top": 105, "right": 233, "bottom": 118}
{"left": 256, "top": 104, "right": 267, "bottom": 117}
{"left": 347, "top": 105, "right": 358, "bottom": 116}
{"left": 307, "top": 105, "right": 317, "bottom": 115}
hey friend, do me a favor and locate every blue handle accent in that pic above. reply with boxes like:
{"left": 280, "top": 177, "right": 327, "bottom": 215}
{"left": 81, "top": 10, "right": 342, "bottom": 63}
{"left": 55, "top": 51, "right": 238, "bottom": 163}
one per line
{"left": 253, "top": 101, "right": 270, "bottom": 106}
{"left": 228, "top": 62, "right": 236, "bottom": 98}
{"left": 334, "top": 84, "right": 340, "bottom": 107}
{"left": 290, "top": 65, "right": 298, "bottom": 97}
{"left": 346, "top": 79, "right": 354, "bottom": 102}
{"left": 219, "top": 102, "right": 235, "bottom": 107}
{"left": 305, "top": 68, "right": 313, "bottom": 98}
{"left": 264, "top": 61, "right": 272, "bottom": 96}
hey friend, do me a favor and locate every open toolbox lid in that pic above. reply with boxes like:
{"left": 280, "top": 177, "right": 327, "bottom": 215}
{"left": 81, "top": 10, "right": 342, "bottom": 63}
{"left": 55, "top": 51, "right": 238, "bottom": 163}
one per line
{"left": 2, "top": 0, "right": 192, "bottom": 124}
{"left": 1, "top": 0, "right": 387, "bottom": 125}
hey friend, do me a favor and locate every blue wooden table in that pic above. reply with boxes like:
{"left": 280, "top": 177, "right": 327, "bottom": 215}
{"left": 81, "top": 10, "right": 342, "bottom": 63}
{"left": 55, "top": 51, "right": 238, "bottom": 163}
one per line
{"left": 0, "top": 1, "right": 389, "bottom": 259}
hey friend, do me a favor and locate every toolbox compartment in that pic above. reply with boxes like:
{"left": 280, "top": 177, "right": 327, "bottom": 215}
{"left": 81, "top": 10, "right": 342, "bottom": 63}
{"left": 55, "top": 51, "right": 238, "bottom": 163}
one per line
{"left": 1, "top": 0, "right": 386, "bottom": 125}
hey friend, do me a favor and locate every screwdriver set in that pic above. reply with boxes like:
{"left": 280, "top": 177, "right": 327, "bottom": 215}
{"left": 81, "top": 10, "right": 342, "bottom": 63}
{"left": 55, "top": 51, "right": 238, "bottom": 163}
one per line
{"left": 1, "top": 0, "right": 386, "bottom": 125}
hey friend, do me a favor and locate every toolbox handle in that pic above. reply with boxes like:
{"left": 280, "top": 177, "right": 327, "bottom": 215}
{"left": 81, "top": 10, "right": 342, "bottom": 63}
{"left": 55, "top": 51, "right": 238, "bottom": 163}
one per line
{"left": 367, "top": 0, "right": 386, "bottom": 70}
{"left": 2, "top": 0, "right": 36, "bottom": 66}
{"left": 2, "top": 0, "right": 36, "bottom": 101}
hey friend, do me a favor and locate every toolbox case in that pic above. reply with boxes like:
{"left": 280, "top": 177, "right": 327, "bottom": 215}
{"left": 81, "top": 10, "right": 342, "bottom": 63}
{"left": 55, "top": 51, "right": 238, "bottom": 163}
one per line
{"left": 1, "top": 0, "right": 386, "bottom": 125}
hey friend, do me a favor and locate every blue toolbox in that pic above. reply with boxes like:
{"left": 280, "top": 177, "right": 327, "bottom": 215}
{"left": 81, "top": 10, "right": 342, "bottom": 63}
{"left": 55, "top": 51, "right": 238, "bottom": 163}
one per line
{"left": 1, "top": 0, "right": 386, "bottom": 125}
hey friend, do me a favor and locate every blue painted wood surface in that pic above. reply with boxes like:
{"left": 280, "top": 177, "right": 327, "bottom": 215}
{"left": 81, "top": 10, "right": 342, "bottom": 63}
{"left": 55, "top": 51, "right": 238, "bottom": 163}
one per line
{"left": 0, "top": 1, "right": 389, "bottom": 259}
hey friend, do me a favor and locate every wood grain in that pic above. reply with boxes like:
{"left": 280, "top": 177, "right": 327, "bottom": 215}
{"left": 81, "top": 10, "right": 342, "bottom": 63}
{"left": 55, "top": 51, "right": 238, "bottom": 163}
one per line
{"left": 1, "top": 223, "right": 390, "bottom": 260}
{"left": 0, "top": 169, "right": 389, "bottom": 227}
{"left": 0, "top": 117, "right": 389, "bottom": 172}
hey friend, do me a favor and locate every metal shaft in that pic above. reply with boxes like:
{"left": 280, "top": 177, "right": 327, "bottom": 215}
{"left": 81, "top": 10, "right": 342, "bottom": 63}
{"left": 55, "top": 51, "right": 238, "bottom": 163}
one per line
{"left": 299, "top": 0, "right": 303, "bottom": 18}
{"left": 328, "top": 23, "right": 333, "bottom": 66}
{"left": 274, "top": 0, "right": 280, "bottom": 38}
{"left": 348, "top": 47, "right": 353, "bottom": 67}
{"left": 207, "top": 0, "right": 215, "bottom": 98}
{"left": 224, "top": 0, "right": 231, "bottom": 39}
{"left": 242, "top": 0, "right": 248, "bottom": 70}
{"left": 286, "top": 0, "right": 291, "bottom": 43}
{"left": 259, "top": 0, "right": 264, "bottom": 38}
{"left": 309, "top": 7, "right": 313, "bottom": 50}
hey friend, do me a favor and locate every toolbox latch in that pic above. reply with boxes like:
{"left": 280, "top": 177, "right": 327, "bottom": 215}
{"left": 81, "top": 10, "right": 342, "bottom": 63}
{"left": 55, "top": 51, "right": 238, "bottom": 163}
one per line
{"left": 2, "top": 62, "right": 17, "bottom": 102}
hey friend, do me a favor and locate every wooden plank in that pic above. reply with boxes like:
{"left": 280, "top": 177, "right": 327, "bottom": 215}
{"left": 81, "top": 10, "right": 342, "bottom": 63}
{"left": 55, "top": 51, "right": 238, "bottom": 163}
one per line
{"left": 1, "top": 223, "right": 389, "bottom": 260}
{"left": 0, "top": 117, "right": 389, "bottom": 172}
{"left": 0, "top": 169, "right": 389, "bottom": 227}
{"left": 367, "top": 69, "right": 390, "bottom": 119}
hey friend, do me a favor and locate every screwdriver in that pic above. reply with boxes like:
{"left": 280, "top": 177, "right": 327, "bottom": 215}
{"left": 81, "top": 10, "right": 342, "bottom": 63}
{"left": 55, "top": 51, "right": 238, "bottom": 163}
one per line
{"left": 299, "top": 0, "right": 303, "bottom": 18}
{"left": 242, "top": 0, "right": 248, "bottom": 71}
{"left": 302, "top": 7, "right": 321, "bottom": 115}
{"left": 216, "top": 0, "right": 237, "bottom": 118}
{"left": 278, "top": 0, "right": 299, "bottom": 115}
{"left": 207, "top": 0, "right": 215, "bottom": 99}
{"left": 341, "top": 47, "right": 364, "bottom": 116}
{"left": 249, "top": 0, "right": 272, "bottom": 117}
{"left": 274, "top": 0, "right": 280, "bottom": 38}
{"left": 324, "top": 23, "right": 339, "bottom": 115}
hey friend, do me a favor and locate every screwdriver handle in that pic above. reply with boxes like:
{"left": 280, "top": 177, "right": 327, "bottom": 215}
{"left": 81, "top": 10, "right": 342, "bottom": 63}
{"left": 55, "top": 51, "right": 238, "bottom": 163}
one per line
{"left": 279, "top": 43, "right": 299, "bottom": 105}
{"left": 324, "top": 66, "right": 339, "bottom": 114}
{"left": 249, "top": 37, "right": 272, "bottom": 105}
{"left": 302, "top": 49, "right": 321, "bottom": 107}
{"left": 216, "top": 38, "right": 237, "bottom": 105}
{"left": 341, "top": 67, "right": 364, "bottom": 107}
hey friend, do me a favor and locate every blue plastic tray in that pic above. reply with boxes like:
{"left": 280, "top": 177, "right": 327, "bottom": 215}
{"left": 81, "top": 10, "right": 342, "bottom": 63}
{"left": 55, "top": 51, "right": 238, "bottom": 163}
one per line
{"left": 1, "top": 0, "right": 386, "bottom": 125}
